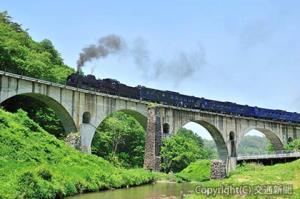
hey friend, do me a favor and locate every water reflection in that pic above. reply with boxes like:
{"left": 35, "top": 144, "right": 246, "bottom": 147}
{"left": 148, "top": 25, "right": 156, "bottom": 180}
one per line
{"left": 69, "top": 182, "right": 196, "bottom": 199}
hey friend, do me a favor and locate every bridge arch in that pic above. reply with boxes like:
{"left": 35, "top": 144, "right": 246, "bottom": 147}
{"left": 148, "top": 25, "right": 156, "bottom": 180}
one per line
{"left": 80, "top": 100, "right": 148, "bottom": 153}
{"left": 118, "top": 109, "right": 147, "bottom": 130}
{"left": 92, "top": 109, "right": 147, "bottom": 131}
{"left": 0, "top": 93, "right": 77, "bottom": 134}
{"left": 238, "top": 127, "right": 284, "bottom": 152}
{"left": 177, "top": 120, "right": 228, "bottom": 162}
{"left": 90, "top": 109, "right": 147, "bottom": 166}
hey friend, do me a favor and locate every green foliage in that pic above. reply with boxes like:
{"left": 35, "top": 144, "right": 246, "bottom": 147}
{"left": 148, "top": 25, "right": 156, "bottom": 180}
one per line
{"left": 152, "top": 172, "right": 183, "bottom": 183}
{"left": 0, "top": 108, "right": 154, "bottom": 198}
{"left": 176, "top": 160, "right": 211, "bottom": 182}
{"left": 285, "top": 138, "right": 300, "bottom": 151}
{"left": 238, "top": 135, "right": 271, "bottom": 155}
{"left": 91, "top": 112, "right": 146, "bottom": 168}
{"left": 266, "top": 142, "right": 275, "bottom": 152}
{"left": 160, "top": 128, "right": 214, "bottom": 173}
{"left": 0, "top": 11, "right": 74, "bottom": 83}
{"left": 202, "top": 139, "right": 218, "bottom": 159}
{"left": 230, "top": 162, "right": 264, "bottom": 176}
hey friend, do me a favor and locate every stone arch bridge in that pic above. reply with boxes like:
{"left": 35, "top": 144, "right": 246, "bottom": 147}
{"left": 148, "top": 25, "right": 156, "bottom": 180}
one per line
{"left": 1, "top": 71, "right": 300, "bottom": 172}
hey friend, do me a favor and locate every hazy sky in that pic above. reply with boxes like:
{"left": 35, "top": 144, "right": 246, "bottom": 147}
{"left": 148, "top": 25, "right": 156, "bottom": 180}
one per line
{"left": 2, "top": 1, "right": 300, "bottom": 139}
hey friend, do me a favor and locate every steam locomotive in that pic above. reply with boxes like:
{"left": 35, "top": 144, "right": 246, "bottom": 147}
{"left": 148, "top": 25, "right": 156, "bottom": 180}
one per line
{"left": 66, "top": 73, "right": 300, "bottom": 123}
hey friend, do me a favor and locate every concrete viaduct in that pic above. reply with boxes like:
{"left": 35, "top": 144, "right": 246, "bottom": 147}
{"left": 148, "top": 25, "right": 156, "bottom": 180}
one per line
{"left": 1, "top": 70, "right": 300, "bottom": 172}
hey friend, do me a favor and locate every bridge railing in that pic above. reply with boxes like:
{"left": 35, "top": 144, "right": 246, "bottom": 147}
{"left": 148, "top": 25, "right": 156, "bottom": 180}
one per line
{"left": 237, "top": 150, "right": 300, "bottom": 160}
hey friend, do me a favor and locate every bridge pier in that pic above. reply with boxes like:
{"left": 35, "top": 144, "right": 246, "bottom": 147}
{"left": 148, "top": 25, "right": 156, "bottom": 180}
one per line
{"left": 227, "top": 131, "right": 237, "bottom": 172}
{"left": 227, "top": 157, "right": 237, "bottom": 172}
{"left": 144, "top": 107, "right": 162, "bottom": 171}
{"left": 80, "top": 123, "right": 96, "bottom": 154}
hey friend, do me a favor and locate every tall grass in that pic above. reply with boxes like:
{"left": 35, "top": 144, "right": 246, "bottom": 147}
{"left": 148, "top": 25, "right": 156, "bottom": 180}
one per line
{"left": 0, "top": 109, "right": 154, "bottom": 198}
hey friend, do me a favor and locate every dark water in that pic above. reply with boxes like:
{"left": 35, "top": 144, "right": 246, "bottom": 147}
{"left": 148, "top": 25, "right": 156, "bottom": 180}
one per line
{"left": 68, "top": 182, "right": 196, "bottom": 199}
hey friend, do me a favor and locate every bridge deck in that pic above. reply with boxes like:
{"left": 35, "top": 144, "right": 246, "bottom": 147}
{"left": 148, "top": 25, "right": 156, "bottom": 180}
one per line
{"left": 1, "top": 70, "right": 299, "bottom": 126}
{"left": 237, "top": 152, "right": 300, "bottom": 161}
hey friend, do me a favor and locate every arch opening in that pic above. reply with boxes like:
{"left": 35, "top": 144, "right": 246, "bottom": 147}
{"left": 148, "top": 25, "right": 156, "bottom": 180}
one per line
{"left": 82, "top": 112, "right": 91, "bottom": 124}
{"left": 238, "top": 128, "right": 284, "bottom": 156}
{"left": 163, "top": 123, "right": 170, "bottom": 134}
{"left": 183, "top": 121, "right": 227, "bottom": 161}
{"left": 91, "top": 109, "right": 147, "bottom": 168}
{"left": 119, "top": 109, "right": 147, "bottom": 130}
{"left": 288, "top": 137, "right": 293, "bottom": 144}
{"left": 229, "top": 131, "right": 236, "bottom": 157}
{"left": 160, "top": 121, "right": 227, "bottom": 173}
{"left": 0, "top": 93, "right": 77, "bottom": 138}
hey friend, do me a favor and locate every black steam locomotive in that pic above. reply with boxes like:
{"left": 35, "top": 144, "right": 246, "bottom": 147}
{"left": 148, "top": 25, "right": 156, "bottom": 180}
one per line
{"left": 66, "top": 73, "right": 300, "bottom": 123}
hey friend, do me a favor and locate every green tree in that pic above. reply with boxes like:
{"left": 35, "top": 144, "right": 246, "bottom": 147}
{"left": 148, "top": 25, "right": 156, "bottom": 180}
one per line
{"left": 0, "top": 11, "right": 74, "bottom": 83}
{"left": 203, "top": 139, "right": 218, "bottom": 159}
{"left": 91, "top": 112, "right": 145, "bottom": 168}
{"left": 238, "top": 135, "right": 272, "bottom": 155}
{"left": 285, "top": 138, "right": 300, "bottom": 151}
{"left": 266, "top": 142, "right": 275, "bottom": 153}
{"left": 160, "top": 128, "right": 214, "bottom": 173}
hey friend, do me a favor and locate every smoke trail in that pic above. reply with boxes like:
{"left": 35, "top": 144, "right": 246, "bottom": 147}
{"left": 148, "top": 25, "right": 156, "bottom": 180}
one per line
{"left": 131, "top": 38, "right": 151, "bottom": 78}
{"left": 77, "top": 34, "right": 125, "bottom": 71}
{"left": 77, "top": 34, "right": 206, "bottom": 86}
{"left": 131, "top": 39, "right": 206, "bottom": 84}
{"left": 239, "top": 20, "right": 273, "bottom": 50}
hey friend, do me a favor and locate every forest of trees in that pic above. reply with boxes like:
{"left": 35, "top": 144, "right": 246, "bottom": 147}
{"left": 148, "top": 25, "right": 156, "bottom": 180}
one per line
{"left": 160, "top": 128, "right": 216, "bottom": 172}
{"left": 238, "top": 135, "right": 272, "bottom": 155}
{"left": 0, "top": 11, "right": 74, "bottom": 83}
{"left": 91, "top": 112, "right": 146, "bottom": 168}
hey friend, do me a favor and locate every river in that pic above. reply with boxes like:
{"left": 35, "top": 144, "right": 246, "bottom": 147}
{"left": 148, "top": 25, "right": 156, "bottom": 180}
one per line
{"left": 68, "top": 182, "right": 196, "bottom": 199}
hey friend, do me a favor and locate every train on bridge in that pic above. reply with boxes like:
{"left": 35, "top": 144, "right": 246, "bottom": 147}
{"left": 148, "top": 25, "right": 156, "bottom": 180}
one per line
{"left": 67, "top": 73, "right": 300, "bottom": 123}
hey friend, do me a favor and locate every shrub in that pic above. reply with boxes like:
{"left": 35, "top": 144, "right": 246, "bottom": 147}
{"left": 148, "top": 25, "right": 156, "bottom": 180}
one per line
{"left": 176, "top": 160, "right": 211, "bottom": 182}
{"left": 38, "top": 169, "right": 52, "bottom": 181}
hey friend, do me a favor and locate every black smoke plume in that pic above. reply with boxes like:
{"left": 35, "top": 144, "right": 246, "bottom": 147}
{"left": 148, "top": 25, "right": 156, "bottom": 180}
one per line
{"left": 77, "top": 34, "right": 125, "bottom": 71}
{"left": 77, "top": 35, "right": 206, "bottom": 86}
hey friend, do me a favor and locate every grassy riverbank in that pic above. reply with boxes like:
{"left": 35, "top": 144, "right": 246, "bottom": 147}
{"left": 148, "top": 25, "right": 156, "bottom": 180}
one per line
{"left": 184, "top": 160, "right": 300, "bottom": 198}
{"left": 151, "top": 160, "right": 212, "bottom": 185}
{"left": 176, "top": 160, "right": 211, "bottom": 182}
{"left": 0, "top": 109, "right": 154, "bottom": 198}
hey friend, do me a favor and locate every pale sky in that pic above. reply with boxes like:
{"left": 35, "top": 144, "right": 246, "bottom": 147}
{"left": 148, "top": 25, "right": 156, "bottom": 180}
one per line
{"left": 2, "top": 1, "right": 299, "bottom": 140}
